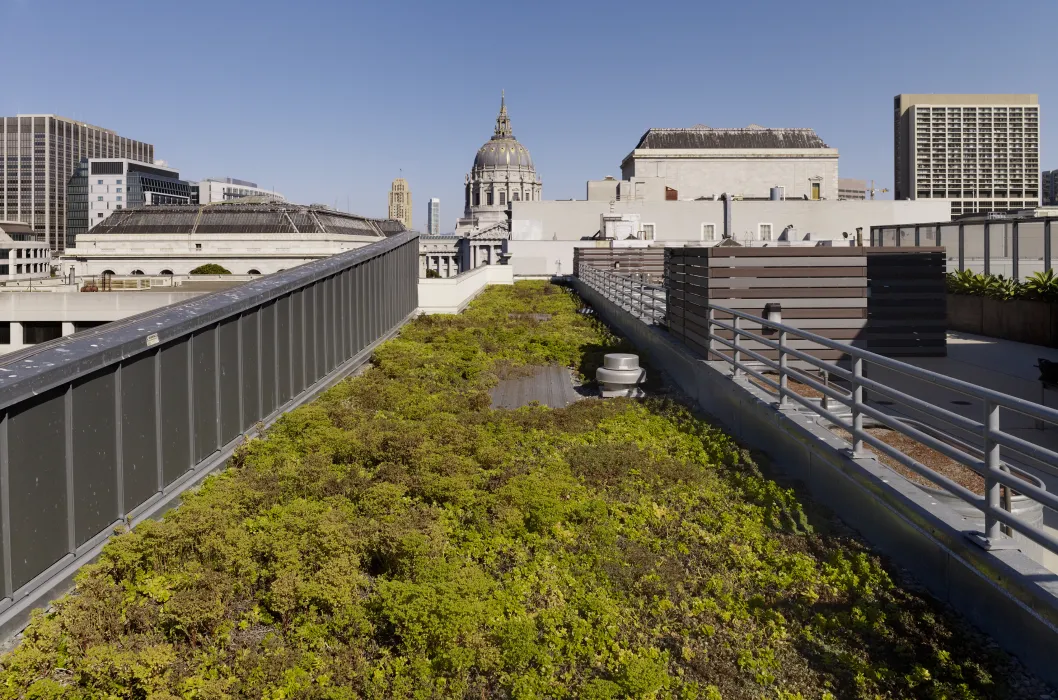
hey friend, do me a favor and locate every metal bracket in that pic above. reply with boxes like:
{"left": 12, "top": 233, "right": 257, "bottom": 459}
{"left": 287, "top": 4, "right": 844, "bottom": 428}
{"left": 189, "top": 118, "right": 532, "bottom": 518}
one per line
{"left": 966, "top": 531, "right": 1019, "bottom": 551}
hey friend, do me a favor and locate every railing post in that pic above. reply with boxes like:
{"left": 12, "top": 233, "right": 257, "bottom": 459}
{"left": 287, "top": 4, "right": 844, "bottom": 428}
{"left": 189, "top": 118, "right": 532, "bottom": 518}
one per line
{"left": 983, "top": 399, "right": 1002, "bottom": 542}
{"left": 732, "top": 315, "right": 742, "bottom": 377}
{"left": 821, "top": 370, "right": 830, "bottom": 412}
{"left": 778, "top": 328, "right": 789, "bottom": 408}
{"left": 706, "top": 307, "right": 715, "bottom": 361}
{"left": 852, "top": 356, "right": 865, "bottom": 456}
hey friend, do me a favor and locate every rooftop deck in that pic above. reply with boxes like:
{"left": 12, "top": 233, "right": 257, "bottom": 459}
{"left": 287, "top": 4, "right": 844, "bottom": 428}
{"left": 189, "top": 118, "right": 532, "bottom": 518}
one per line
{"left": 1, "top": 281, "right": 1049, "bottom": 697}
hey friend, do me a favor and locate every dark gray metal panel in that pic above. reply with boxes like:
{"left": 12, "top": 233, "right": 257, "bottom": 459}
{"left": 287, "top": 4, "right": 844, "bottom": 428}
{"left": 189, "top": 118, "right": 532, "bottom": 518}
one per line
{"left": 241, "top": 310, "right": 261, "bottom": 428}
{"left": 0, "top": 232, "right": 419, "bottom": 412}
{"left": 290, "top": 290, "right": 306, "bottom": 395}
{"left": 354, "top": 264, "right": 364, "bottom": 353}
{"left": 340, "top": 270, "right": 350, "bottom": 363}
{"left": 71, "top": 370, "right": 118, "bottom": 547}
{"left": 328, "top": 275, "right": 338, "bottom": 371}
{"left": 120, "top": 353, "right": 158, "bottom": 512}
{"left": 159, "top": 338, "right": 191, "bottom": 486}
{"left": 192, "top": 327, "right": 218, "bottom": 462}
{"left": 8, "top": 389, "right": 67, "bottom": 591}
{"left": 277, "top": 295, "right": 292, "bottom": 404}
{"left": 308, "top": 283, "right": 322, "bottom": 383}
{"left": 217, "top": 318, "right": 241, "bottom": 445}
{"left": 260, "top": 302, "right": 277, "bottom": 415}
{"left": 321, "top": 277, "right": 332, "bottom": 373}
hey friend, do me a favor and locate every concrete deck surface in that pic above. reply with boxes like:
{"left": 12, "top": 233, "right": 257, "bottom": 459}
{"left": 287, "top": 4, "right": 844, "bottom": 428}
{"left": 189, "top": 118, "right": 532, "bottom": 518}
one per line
{"left": 864, "top": 332, "right": 1058, "bottom": 570}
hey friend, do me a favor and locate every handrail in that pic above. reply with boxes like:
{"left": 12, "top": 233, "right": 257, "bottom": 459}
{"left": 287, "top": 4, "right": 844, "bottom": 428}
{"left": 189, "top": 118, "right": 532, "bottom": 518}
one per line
{"left": 577, "top": 263, "right": 1058, "bottom": 558}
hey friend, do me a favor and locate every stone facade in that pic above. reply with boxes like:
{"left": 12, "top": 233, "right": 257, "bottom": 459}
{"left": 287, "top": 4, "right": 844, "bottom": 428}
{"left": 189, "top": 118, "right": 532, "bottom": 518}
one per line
{"left": 388, "top": 178, "right": 412, "bottom": 229}
{"left": 456, "top": 94, "right": 542, "bottom": 235}
{"left": 620, "top": 126, "right": 839, "bottom": 201}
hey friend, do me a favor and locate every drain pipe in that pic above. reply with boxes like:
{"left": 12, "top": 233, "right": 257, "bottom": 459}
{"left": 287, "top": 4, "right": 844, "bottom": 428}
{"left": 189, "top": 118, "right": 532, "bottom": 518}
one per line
{"left": 722, "top": 193, "right": 733, "bottom": 240}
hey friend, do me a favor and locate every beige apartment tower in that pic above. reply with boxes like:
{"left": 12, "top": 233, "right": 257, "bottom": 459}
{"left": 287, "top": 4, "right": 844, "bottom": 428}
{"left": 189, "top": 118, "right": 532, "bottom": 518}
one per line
{"left": 388, "top": 178, "right": 412, "bottom": 229}
{"left": 894, "top": 94, "right": 1040, "bottom": 217}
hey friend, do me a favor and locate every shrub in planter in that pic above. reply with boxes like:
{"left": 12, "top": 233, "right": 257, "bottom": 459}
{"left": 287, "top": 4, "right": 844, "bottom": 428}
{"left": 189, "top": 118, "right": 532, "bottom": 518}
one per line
{"left": 189, "top": 263, "right": 231, "bottom": 275}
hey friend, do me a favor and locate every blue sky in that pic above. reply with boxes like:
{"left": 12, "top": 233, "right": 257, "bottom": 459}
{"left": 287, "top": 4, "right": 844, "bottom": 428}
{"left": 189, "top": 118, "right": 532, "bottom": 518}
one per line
{"left": 3, "top": 0, "right": 1055, "bottom": 230}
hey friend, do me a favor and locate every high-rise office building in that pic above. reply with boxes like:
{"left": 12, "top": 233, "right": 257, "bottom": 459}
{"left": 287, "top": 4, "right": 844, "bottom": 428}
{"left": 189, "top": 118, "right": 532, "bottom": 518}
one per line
{"left": 388, "top": 178, "right": 412, "bottom": 229}
{"left": 893, "top": 95, "right": 1040, "bottom": 217}
{"left": 0, "top": 115, "right": 154, "bottom": 252}
{"left": 427, "top": 198, "right": 440, "bottom": 235}
{"left": 1044, "top": 170, "right": 1058, "bottom": 206}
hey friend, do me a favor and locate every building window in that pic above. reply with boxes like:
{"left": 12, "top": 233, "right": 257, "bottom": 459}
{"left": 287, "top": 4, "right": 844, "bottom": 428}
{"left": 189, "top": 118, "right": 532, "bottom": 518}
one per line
{"left": 499, "top": 192, "right": 506, "bottom": 206}
{"left": 97, "top": 213, "right": 104, "bottom": 218}
{"left": 811, "top": 182, "right": 821, "bottom": 200}
{"left": 97, "top": 196, "right": 103, "bottom": 201}
{"left": 0, "top": 265, "right": 7, "bottom": 275}
{"left": 97, "top": 179, "right": 103, "bottom": 185}
{"left": 116, "top": 180, "right": 122, "bottom": 185}
{"left": 513, "top": 192, "right": 520, "bottom": 201}
{"left": 116, "top": 196, "right": 122, "bottom": 202}
{"left": 701, "top": 223, "right": 716, "bottom": 241}
{"left": 641, "top": 223, "right": 656, "bottom": 240}
{"left": 486, "top": 192, "right": 494, "bottom": 206}
{"left": 0, "top": 322, "right": 9, "bottom": 344}
{"left": 23, "top": 322, "right": 61, "bottom": 344}
{"left": 759, "top": 223, "right": 773, "bottom": 241}
{"left": 115, "top": 205, "right": 122, "bottom": 210}
{"left": 195, "top": 243, "right": 202, "bottom": 250}
{"left": 115, "top": 187, "right": 122, "bottom": 193}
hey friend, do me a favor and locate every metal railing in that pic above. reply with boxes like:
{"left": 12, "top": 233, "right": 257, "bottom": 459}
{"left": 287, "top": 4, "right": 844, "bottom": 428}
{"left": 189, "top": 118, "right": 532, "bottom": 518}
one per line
{"left": 578, "top": 266, "right": 666, "bottom": 325}
{"left": 579, "top": 265, "right": 1058, "bottom": 558}
{"left": 871, "top": 218, "right": 1055, "bottom": 281}
{"left": 0, "top": 231, "right": 420, "bottom": 634}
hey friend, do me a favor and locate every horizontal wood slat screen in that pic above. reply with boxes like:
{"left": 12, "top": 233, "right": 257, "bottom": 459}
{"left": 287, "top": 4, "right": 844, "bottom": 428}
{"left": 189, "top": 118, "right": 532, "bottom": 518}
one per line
{"left": 664, "top": 246, "right": 946, "bottom": 362}
{"left": 573, "top": 247, "right": 665, "bottom": 278}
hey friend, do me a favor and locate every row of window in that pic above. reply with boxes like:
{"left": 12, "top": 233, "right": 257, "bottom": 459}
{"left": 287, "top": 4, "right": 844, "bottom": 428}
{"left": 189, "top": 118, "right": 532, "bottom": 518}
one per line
{"left": 0, "top": 263, "right": 47, "bottom": 275}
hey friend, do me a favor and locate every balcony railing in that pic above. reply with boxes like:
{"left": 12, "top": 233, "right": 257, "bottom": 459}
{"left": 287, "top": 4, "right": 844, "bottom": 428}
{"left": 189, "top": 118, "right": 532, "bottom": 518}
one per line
{"left": 577, "top": 264, "right": 1058, "bottom": 560}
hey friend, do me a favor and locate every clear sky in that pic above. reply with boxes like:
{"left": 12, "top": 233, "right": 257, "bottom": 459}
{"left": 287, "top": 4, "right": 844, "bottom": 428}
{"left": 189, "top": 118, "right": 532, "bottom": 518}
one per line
{"left": 3, "top": 0, "right": 1055, "bottom": 230}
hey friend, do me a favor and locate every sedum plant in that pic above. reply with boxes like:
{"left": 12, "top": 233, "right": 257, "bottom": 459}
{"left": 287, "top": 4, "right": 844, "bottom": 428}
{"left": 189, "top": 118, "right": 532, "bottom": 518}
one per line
{"left": 0, "top": 282, "right": 1046, "bottom": 699}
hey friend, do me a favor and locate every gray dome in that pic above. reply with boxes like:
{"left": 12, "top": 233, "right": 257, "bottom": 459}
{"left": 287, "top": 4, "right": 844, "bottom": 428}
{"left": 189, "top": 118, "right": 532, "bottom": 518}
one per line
{"left": 473, "top": 137, "right": 534, "bottom": 170}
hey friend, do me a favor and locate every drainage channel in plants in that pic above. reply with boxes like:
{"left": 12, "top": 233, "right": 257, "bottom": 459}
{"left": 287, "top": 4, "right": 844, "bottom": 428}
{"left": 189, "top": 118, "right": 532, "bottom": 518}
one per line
{"left": 0, "top": 282, "right": 1051, "bottom": 699}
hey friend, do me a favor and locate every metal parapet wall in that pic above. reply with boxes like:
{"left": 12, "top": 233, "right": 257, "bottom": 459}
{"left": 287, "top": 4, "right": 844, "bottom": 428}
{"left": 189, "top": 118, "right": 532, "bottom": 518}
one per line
{"left": 572, "top": 276, "right": 1058, "bottom": 687}
{"left": 0, "top": 231, "right": 420, "bottom": 640}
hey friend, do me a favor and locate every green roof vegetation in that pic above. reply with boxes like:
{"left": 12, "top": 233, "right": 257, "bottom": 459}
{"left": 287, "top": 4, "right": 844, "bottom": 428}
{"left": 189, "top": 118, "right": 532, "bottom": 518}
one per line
{"left": 0, "top": 282, "right": 1046, "bottom": 698}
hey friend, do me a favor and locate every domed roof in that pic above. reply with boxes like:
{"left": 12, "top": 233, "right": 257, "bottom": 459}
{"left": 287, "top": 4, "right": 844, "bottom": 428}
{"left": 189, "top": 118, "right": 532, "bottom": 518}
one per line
{"left": 471, "top": 92, "right": 536, "bottom": 172}
{"left": 474, "top": 138, "right": 534, "bottom": 170}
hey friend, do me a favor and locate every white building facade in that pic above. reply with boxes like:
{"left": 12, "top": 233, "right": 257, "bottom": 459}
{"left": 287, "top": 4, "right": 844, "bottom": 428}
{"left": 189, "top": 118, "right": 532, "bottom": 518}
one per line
{"left": 620, "top": 126, "right": 839, "bottom": 201}
{"left": 194, "top": 178, "right": 285, "bottom": 204}
{"left": 0, "top": 221, "right": 51, "bottom": 282}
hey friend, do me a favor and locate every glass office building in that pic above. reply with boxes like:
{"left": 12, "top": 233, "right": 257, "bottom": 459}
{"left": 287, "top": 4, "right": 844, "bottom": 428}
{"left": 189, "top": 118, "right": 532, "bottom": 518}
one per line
{"left": 1, "top": 115, "right": 153, "bottom": 252}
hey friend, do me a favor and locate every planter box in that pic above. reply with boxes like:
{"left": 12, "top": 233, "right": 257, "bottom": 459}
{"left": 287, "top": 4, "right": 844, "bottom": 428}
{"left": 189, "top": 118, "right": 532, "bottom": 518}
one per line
{"left": 947, "top": 294, "right": 1058, "bottom": 347}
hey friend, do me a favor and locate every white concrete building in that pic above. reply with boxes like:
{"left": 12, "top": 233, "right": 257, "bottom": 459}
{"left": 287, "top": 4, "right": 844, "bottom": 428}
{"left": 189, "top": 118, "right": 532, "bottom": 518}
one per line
{"left": 193, "top": 178, "right": 285, "bottom": 204}
{"left": 620, "top": 125, "right": 839, "bottom": 201}
{"left": 62, "top": 202, "right": 403, "bottom": 277}
{"left": 0, "top": 221, "right": 51, "bottom": 282}
{"left": 505, "top": 197, "right": 952, "bottom": 277}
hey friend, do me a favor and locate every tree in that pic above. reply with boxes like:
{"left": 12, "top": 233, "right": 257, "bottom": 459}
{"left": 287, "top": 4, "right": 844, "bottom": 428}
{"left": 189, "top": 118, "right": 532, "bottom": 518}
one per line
{"left": 189, "top": 263, "right": 231, "bottom": 275}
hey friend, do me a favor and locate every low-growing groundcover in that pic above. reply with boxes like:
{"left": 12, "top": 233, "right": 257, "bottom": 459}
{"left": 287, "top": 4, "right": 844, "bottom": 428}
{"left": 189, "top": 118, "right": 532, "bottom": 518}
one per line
{"left": 0, "top": 282, "right": 1047, "bottom": 698}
